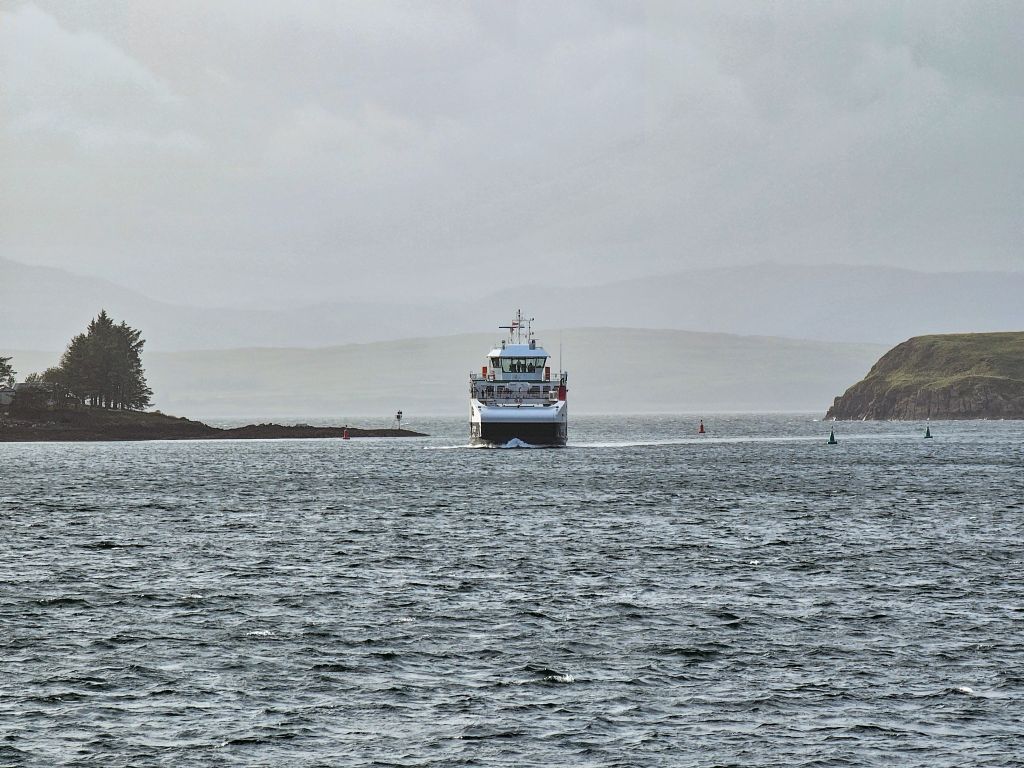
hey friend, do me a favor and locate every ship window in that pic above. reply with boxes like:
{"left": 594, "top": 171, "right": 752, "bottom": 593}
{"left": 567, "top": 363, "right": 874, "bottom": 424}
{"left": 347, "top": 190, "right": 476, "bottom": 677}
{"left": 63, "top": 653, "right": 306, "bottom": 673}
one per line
{"left": 499, "top": 356, "right": 547, "bottom": 373}
{"left": 490, "top": 357, "right": 499, "bottom": 368}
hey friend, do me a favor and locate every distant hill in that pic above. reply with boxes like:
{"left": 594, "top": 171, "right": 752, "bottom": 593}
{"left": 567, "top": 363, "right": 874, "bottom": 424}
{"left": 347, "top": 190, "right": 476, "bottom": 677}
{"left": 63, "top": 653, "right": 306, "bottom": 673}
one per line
{"left": 11, "top": 329, "right": 886, "bottom": 418}
{"left": 826, "top": 332, "right": 1024, "bottom": 420}
{"left": 4, "top": 258, "right": 1022, "bottom": 350}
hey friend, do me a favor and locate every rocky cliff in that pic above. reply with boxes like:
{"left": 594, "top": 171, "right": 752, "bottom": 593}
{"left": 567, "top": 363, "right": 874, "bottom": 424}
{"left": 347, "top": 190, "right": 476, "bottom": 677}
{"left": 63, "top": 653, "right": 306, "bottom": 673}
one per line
{"left": 826, "top": 332, "right": 1024, "bottom": 420}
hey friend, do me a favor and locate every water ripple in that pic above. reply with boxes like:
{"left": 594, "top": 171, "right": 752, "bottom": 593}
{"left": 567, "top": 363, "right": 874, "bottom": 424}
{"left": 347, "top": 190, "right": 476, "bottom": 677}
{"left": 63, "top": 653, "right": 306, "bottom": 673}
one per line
{"left": 2, "top": 414, "right": 1023, "bottom": 765}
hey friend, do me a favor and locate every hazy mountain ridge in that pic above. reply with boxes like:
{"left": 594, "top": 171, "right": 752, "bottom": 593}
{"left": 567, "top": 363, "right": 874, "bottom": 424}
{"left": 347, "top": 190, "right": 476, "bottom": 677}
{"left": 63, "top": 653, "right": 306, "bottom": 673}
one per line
{"left": 10, "top": 328, "right": 886, "bottom": 418}
{"left": 4, "top": 258, "right": 1022, "bottom": 351}
{"left": 0, "top": 257, "right": 462, "bottom": 351}
{"left": 509, "top": 264, "right": 1024, "bottom": 344}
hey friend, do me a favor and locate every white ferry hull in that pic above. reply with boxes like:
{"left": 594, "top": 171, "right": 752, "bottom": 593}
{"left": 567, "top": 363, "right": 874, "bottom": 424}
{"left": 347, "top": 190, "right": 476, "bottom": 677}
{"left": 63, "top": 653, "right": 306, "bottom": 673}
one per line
{"left": 470, "top": 401, "right": 567, "bottom": 447}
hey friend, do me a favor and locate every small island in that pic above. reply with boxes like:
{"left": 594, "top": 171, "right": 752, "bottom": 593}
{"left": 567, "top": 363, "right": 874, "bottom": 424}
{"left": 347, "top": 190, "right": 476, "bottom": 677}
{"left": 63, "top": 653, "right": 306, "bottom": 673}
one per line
{"left": 1, "top": 311, "right": 425, "bottom": 442}
{"left": 826, "top": 331, "right": 1024, "bottom": 420}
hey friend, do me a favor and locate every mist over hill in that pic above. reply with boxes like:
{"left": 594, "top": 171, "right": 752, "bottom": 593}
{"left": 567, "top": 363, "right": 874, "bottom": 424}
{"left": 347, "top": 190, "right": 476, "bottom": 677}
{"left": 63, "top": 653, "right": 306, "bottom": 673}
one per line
{"left": 11, "top": 329, "right": 885, "bottom": 418}
{"left": 0, "top": 258, "right": 462, "bottom": 352}
{"left": 502, "top": 264, "right": 1024, "bottom": 344}
{"left": 3, "top": 258, "right": 1022, "bottom": 351}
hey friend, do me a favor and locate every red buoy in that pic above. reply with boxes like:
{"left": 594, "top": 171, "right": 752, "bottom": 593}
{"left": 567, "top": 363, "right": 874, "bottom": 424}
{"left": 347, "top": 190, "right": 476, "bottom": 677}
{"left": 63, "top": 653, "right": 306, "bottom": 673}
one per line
{"left": 342, "top": 427, "right": 350, "bottom": 440}
{"left": 698, "top": 420, "right": 705, "bottom": 435}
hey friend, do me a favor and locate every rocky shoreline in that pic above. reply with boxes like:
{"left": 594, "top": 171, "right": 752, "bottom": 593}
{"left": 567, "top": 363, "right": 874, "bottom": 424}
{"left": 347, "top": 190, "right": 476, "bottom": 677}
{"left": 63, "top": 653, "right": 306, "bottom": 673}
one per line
{"left": 827, "top": 375, "right": 1024, "bottom": 420}
{"left": 0, "top": 409, "right": 426, "bottom": 442}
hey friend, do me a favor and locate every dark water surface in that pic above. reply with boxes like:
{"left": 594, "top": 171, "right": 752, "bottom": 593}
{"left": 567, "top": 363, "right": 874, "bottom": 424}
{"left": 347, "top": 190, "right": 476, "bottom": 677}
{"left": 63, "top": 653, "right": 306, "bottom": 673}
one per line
{"left": 2, "top": 414, "right": 1023, "bottom": 766}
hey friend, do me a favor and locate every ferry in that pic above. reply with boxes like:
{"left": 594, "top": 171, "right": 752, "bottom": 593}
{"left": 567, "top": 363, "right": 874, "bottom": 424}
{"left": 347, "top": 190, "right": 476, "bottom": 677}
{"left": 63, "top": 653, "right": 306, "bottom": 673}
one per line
{"left": 469, "top": 311, "right": 568, "bottom": 447}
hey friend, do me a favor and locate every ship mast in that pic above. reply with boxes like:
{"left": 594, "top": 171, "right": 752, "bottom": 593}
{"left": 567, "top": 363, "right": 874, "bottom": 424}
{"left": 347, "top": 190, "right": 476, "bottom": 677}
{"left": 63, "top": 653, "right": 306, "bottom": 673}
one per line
{"left": 498, "top": 309, "right": 534, "bottom": 344}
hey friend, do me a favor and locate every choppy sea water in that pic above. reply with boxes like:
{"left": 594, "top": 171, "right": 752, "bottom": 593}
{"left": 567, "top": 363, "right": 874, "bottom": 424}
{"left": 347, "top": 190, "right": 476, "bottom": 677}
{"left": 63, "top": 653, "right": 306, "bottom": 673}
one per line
{"left": 2, "top": 413, "right": 1023, "bottom": 767}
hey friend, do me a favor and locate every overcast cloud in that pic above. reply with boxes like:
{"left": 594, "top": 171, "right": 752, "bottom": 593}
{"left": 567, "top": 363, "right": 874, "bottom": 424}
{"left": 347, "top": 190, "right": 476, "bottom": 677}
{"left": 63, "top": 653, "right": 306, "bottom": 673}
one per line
{"left": 1, "top": 1, "right": 1021, "bottom": 307}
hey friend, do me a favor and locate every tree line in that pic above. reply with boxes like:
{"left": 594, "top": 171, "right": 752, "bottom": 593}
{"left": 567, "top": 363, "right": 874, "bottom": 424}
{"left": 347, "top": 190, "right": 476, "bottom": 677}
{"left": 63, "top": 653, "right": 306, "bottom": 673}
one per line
{"left": 5, "top": 311, "right": 152, "bottom": 411}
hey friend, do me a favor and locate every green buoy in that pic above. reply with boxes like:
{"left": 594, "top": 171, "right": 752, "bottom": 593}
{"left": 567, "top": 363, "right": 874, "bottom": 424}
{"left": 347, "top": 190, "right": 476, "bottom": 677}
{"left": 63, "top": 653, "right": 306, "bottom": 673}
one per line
{"left": 924, "top": 425, "right": 932, "bottom": 439}
{"left": 827, "top": 427, "right": 837, "bottom": 445}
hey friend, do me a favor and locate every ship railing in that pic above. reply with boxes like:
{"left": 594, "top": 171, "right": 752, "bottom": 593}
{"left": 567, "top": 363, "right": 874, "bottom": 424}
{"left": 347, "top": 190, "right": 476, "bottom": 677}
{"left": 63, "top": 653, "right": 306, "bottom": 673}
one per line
{"left": 470, "top": 383, "right": 560, "bottom": 404}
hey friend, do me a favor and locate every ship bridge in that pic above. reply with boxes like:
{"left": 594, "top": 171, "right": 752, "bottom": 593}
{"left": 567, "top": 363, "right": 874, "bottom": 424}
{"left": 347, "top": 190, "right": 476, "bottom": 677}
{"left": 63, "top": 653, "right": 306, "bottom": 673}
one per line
{"left": 486, "top": 342, "right": 550, "bottom": 379}
{"left": 471, "top": 340, "right": 566, "bottom": 403}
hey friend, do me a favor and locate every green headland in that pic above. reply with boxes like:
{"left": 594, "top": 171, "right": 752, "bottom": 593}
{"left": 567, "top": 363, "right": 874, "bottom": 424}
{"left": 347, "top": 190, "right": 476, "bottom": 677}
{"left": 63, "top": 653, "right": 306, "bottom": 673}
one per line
{"left": 826, "top": 332, "right": 1024, "bottom": 420}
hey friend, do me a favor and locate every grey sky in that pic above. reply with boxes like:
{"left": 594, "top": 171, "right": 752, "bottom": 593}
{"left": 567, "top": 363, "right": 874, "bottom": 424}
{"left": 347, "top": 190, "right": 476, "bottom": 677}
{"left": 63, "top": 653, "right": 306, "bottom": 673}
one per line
{"left": 2, "top": 1, "right": 1021, "bottom": 307}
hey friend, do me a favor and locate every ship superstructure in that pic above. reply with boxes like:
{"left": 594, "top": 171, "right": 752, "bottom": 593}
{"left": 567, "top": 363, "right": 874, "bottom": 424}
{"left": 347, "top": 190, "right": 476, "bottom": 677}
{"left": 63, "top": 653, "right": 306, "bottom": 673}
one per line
{"left": 469, "top": 311, "right": 568, "bottom": 447}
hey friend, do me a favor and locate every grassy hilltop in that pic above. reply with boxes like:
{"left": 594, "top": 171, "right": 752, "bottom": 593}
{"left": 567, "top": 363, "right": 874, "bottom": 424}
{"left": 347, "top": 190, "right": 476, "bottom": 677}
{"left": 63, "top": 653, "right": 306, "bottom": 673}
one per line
{"left": 826, "top": 332, "right": 1024, "bottom": 420}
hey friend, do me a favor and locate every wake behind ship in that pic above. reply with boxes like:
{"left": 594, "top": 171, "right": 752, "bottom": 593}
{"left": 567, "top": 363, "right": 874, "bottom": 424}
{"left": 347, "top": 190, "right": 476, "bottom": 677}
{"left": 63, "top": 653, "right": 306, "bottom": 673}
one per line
{"left": 469, "top": 311, "right": 568, "bottom": 447}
